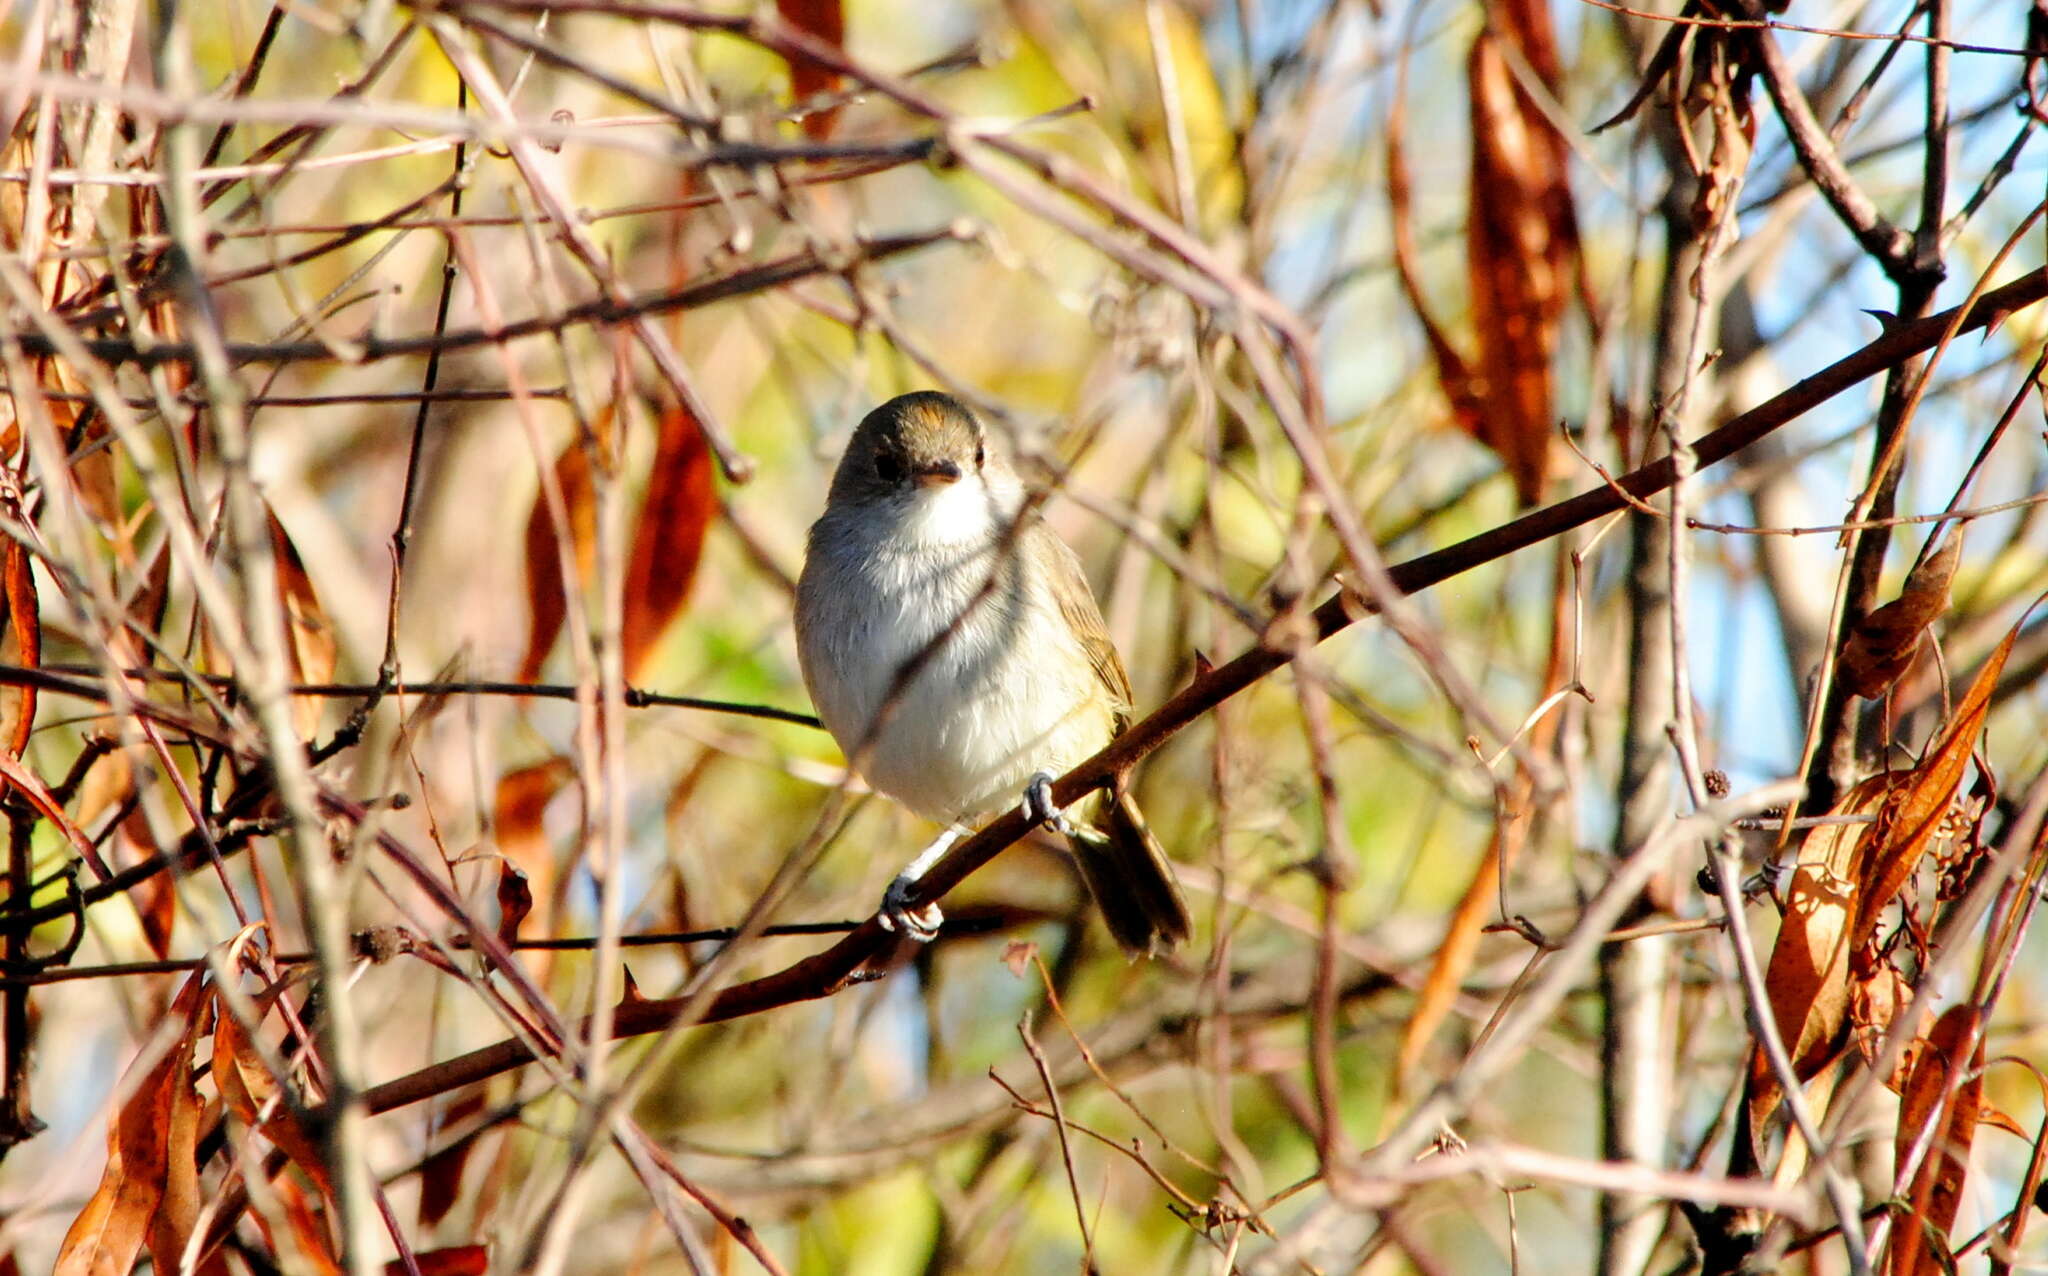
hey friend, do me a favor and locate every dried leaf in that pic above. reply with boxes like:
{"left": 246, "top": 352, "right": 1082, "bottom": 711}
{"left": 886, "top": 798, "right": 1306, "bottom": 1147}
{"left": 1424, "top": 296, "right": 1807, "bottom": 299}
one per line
{"left": 273, "top": 1175, "right": 343, "bottom": 1276}
{"left": 267, "top": 509, "right": 337, "bottom": 741}
{"left": 1463, "top": 0, "right": 1580, "bottom": 504}
{"left": 496, "top": 861, "right": 532, "bottom": 945}
{"left": 418, "top": 1088, "right": 489, "bottom": 1229}
{"left": 56, "top": 974, "right": 212, "bottom": 1276}
{"left": 494, "top": 758, "right": 572, "bottom": 960}
{"left": 389, "top": 1246, "right": 489, "bottom": 1276}
{"left": 622, "top": 405, "right": 715, "bottom": 680}
{"left": 0, "top": 750, "right": 106, "bottom": 876}
{"left": 0, "top": 534, "right": 40, "bottom": 763}
{"left": 214, "top": 993, "right": 335, "bottom": 1197}
{"left": 1001, "top": 941, "right": 1037, "bottom": 978}
{"left": 776, "top": 0, "right": 845, "bottom": 139}
{"left": 1749, "top": 774, "right": 1894, "bottom": 1124}
{"left": 1852, "top": 623, "right": 2013, "bottom": 974}
{"left": 519, "top": 440, "right": 596, "bottom": 684}
{"left": 1840, "top": 532, "right": 1963, "bottom": 700}
{"left": 1852, "top": 961, "right": 1923, "bottom": 1092}
{"left": 1890, "top": 1005, "right": 1984, "bottom": 1275}
{"left": 1680, "top": 29, "right": 1757, "bottom": 238}
{"left": 1397, "top": 820, "right": 1515, "bottom": 1081}
{"left": 151, "top": 994, "right": 227, "bottom": 1276}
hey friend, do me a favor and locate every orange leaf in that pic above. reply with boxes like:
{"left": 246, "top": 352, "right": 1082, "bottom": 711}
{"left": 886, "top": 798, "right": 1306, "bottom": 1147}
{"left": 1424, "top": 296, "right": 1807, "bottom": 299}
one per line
{"left": 213, "top": 994, "right": 335, "bottom": 1198}
{"left": 776, "top": 0, "right": 845, "bottom": 139}
{"left": 1852, "top": 623, "right": 2013, "bottom": 973}
{"left": 267, "top": 509, "right": 337, "bottom": 741}
{"left": 388, "top": 1245, "right": 489, "bottom": 1276}
{"left": 150, "top": 995, "right": 227, "bottom": 1276}
{"left": 622, "top": 405, "right": 715, "bottom": 680}
{"left": 494, "top": 757, "right": 572, "bottom": 960}
{"left": 0, "top": 535, "right": 39, "bottom": 763}
{"left": 519, "top": 441, "right": 595, "bottom": 684}
{"left": 1464, "top": 5, "right": 1580, "bottom": 505}
{"left": 56, "top": 974, "right": 212, "bottom": 1276}
{"left": 1889, "top": 1005, "right": 1984, "bottom": 1274}
{"left": 273, "top": 1175, "right": 343, "bottom": 1276}
{"left": 1751, "top": 774, "right": 1893, "bottom": 1109}
{"left": 1840, "top": 533, "right": 1963, "bottom": 700}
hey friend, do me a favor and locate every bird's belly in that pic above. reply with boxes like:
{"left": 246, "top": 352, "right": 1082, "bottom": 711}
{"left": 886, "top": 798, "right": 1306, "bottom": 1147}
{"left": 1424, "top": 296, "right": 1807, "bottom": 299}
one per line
{"left": 805, "top": 558, "right": 1109, "bottom": 822}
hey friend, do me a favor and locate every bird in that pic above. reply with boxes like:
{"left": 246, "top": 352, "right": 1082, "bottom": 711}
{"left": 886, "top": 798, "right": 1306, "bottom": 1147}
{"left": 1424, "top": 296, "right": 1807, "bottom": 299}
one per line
{"left": 794, "top": 391, "right": 1191, "bottom": 956}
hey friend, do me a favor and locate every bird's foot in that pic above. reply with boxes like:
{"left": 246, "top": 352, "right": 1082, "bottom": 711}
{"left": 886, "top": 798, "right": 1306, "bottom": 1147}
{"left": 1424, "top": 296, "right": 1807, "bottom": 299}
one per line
{"left": 879, "top": 874, "right": 944, "bottom": 942}
{"left": 1024, "top": 772, "right": 1082, "bottom": 838}
{"left": 878, "top": 825, "right": 962, "bottom": 942}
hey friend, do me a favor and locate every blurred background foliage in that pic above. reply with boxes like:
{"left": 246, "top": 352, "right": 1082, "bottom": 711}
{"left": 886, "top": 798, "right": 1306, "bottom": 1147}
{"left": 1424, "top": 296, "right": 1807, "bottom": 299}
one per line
{"left": 1, "top": 0, "right": 2046, "bottom": 1271}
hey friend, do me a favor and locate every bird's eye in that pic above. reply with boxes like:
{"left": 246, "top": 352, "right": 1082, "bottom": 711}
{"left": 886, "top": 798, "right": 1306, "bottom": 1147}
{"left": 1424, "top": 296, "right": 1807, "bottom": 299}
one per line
{"left": 874, "top": 453, "right": 904, "bottom": 483}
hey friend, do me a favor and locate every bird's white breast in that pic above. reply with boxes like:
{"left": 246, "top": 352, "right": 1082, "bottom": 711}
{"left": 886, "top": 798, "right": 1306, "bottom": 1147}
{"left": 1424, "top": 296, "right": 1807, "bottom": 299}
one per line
{"left": 796, "top": 480, "right": 1113, "bottom": 822}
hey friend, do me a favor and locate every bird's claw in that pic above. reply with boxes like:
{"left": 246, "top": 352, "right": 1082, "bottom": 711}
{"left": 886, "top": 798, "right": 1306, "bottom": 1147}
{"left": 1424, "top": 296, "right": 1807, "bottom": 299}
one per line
{"left": 1024, "top": 772, "right": 1080, "bottom": 837}
{"left": 880, "top": 874, "right": 944, "bottom": 942}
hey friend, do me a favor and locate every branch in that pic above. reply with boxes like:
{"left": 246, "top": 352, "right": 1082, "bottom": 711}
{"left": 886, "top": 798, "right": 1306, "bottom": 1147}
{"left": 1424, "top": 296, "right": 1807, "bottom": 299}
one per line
{"left": 353, "top": 266, "right": 2048, "bottom": 1119}
{"left": 11, "top": 225, "right": 972, "bottom": 368}
{"left": 1735, "top": 0, "right": 1918, "bottom": 279}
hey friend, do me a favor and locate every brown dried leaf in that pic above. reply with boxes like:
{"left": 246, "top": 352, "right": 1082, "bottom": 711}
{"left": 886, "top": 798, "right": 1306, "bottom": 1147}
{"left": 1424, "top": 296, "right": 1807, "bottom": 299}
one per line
{"left": 519, "top": 440, "right": 596, "bottom": 684}
{"left": 267, "top": 509, "right": 336, "bottom": 741}
{"left": 622, "top": 405, "right": 715, "bottom": 680}
{"left": 495, "top": 757, "right": 572, "bottom": 948}
{"left": 1750, "top": 774, "right": 1894, "bottom": 1117}
{"left": 0, "top": 535, "right": 40, "bottom": 763}
{"left": 1852, "top": 961, "right": 1924, "bottom": 1092}
{"left": 418, "top": 1088, "right": 489, "bottom": 1229}
{"left": 1840, "top": 532, "right": 1963, "bottom": 700}
{"left": 213, "top": 994, "right": 334, "bottom": 1198}
{"left": 496, "top": 861, "right": 533, "bottom": 945}
{"left": 1396, "top": 820, "right": 1516, "bottom": 1082}
{"left": 151, "top": 995, "right": 227, "bottom": 1276}
{"left": 273, "top": 1175, "right": 343, "bottom": 1276}
{"left": 1852, "top": 623, "right": 2013, "bottom": 974}
{"left": 777, "top": 0, "right": 846, "bottom": 139}
{"left": 56, "top": 974, "right": 212, "bottom": 1276}
{"left": 389, "top": 1246, "right": 489, "bottom": 1276}
{"left": 1463, "top": 0, "right": 1580, "bottom": 505}
{"left": 1680, "top": 32, "right": 1757, "bottom": 237}
{"left": 1890, "top": 1004, "right": 1984, "bottom": 1275}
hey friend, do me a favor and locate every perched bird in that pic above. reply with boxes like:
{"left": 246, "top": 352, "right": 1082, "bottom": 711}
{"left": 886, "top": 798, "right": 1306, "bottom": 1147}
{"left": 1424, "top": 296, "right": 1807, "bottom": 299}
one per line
{"left": 794, "top": 391, "right": 1191, "bottom": 956}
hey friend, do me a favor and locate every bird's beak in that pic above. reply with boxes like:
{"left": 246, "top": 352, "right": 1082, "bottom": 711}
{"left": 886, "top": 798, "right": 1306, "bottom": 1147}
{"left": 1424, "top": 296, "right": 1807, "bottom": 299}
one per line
{"left": 912, "top": 460, "right": 963, "bottom": 487}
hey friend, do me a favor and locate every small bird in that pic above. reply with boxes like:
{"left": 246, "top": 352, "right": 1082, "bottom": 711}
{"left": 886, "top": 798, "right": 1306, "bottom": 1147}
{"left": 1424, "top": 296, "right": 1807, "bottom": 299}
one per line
{"left": 795, "top": 391, "right": 1191, "bottom": 956}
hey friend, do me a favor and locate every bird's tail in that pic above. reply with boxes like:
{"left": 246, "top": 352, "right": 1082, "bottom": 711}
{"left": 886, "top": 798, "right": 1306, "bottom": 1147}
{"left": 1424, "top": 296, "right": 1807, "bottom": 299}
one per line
{"left": 1068, "top": 789, "right": 1191, "bottom": 958}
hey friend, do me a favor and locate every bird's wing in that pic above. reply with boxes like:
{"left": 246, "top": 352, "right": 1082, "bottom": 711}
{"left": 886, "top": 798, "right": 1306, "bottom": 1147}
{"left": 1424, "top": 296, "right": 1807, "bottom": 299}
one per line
{"left": 1027, "top": 520, "right": 1134, "bottom": 732}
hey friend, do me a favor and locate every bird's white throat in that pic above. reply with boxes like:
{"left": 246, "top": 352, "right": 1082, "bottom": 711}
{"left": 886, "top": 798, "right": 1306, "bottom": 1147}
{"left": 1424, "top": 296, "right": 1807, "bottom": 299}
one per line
{"left": 891, "top": 475, "right": 1017, "bottom": 552}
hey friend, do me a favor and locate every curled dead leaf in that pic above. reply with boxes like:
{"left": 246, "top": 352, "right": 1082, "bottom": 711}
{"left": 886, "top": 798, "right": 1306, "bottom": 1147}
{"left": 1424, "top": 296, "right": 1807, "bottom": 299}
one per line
{"left": 1840, "top": 532, "right": 1963, "bottom": 700}
{"left": 0, "top": 534, "right": 40, "bottom": 765}
{"left": 496, "top": 861, "right": 533, "bottom": 945}
{"left": 1463, "top": 2, "right": 1580, "bottom": 504}
{"left": 56, "top": 974, "right": 213, "bottom": 1276}
{"left": 1852, "top": 622, "right": 2011, "bottom": 976}
{"left": 1747, "top": 774, "right": 1893, "bottom": 1128}
{"left": 1889, "top": 1004, "right": 1984, "bottom": 1275}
